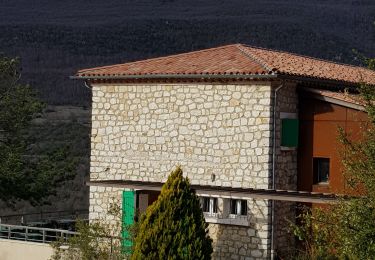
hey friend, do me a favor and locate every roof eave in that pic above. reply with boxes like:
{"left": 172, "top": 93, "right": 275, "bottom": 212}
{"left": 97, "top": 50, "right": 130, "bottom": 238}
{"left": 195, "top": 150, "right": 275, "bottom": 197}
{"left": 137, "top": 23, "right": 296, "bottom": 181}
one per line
{"left": 300, "top": 87, "right": 365, "bottom": 111}
{"left": 69, "top": 73, "right": 278, "bottom": 80}
{"left": 70, "top": 73, "right": 372, "bottom": 88}
{"left": 86, "top": 180, "right": 344, "bottom": 204}
{"left": 277, "top": 74, "right": 367, "bottom": 88}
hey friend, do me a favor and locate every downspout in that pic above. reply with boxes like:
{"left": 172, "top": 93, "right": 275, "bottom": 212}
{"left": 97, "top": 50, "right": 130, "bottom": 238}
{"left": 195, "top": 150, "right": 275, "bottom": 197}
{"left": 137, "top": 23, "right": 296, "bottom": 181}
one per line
{"left": 270, "top": 82, "right": 285, "bottom": 259}
{"left": 84, "top": 80, "right": 92, "bottom": 90}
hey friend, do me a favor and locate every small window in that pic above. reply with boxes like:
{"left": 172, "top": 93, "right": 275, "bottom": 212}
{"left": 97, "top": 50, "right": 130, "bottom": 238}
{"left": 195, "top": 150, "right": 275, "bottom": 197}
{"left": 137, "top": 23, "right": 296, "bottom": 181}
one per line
{"left": 313, "top": 157, "right": 330, "bottom": 183}
{"left": 201, "top": 197, "right": 218, "bottom": 214}
{"left": 230, "top": 199, "right": 247, "bottom": 216}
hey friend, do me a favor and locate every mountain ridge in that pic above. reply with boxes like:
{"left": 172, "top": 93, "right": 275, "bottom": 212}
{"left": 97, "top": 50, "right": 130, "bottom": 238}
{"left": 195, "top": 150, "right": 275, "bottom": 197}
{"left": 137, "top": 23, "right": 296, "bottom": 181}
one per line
{"left": 0, "top": 0, "right": 374, "bottom": 104}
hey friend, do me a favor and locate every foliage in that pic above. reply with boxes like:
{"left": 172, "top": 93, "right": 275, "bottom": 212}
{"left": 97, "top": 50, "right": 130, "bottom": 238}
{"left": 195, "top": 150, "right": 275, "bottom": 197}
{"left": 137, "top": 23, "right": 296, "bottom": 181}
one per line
{"left": 0, "top": 55, "right": 77, "bottom": 204}
{"left": 1, "top": 1, "right": 370, "bottom": 106}
{"left": 292, "top": 200, "right": 375, "bottom": 260}
{"left": 51, "top": 198, "right": 134, "bottom": 260}
{"left": 291, "top": 206, "right": 337, "bottom": 260}
{"left": 131, "top": 166, "right": 213, "bottom": 260}
{"left": 0, "top": 56, "right": 43, "bottom": 138}
{"left": 291, "top": 58, "right": 375, "bottom": 260}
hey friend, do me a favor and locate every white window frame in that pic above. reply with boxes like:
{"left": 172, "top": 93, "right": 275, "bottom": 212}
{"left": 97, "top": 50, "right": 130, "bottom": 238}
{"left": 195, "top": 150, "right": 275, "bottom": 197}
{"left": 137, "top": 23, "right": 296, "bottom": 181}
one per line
{"left": 200, "top": 197, "right": 218, "bottom": 217}
{"left": 229, "top": 199, "right": 247, "bottom": 218}
{"left": 197, "top": 195, "right": 250, "bottom": 226}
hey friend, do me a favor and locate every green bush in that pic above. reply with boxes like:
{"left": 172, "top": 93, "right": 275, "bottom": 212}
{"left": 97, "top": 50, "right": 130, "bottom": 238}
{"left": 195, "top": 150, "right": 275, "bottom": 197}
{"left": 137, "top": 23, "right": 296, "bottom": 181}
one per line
{"left": 131, "top": 166, "right": 213, "bottom": 260}
{"left": 51, "top": 199, "right": 132, "bottom": 260}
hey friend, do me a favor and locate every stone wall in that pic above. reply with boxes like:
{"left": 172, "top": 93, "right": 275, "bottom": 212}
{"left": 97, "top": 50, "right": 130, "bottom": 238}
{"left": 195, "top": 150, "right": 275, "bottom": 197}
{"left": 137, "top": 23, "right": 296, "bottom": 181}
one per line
{"left": 208, "top": 197, "right": 271, "bottom": 259}
{"left": 90, "top": 83, "right": 273, "bottom": 189}
{"left": 272, "top": 82, "right": 299, "bottom": 257}
{"left": 88, "top": 185, "right": 125, "bottom": 237}
{"left": 88, "top": 82, "right": 299, "bottom": 259}
{"left": 273, "top": 82, "right": 298, "bottom": 190}
{"left": 89, "top": 186, "right": 123, "bottom": 222}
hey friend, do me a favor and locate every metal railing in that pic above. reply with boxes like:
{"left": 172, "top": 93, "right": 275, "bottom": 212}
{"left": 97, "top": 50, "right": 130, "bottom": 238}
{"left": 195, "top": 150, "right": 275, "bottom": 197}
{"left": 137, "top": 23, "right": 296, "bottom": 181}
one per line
{"left": 0, "top": 223, "right": 77, "bottom": 244}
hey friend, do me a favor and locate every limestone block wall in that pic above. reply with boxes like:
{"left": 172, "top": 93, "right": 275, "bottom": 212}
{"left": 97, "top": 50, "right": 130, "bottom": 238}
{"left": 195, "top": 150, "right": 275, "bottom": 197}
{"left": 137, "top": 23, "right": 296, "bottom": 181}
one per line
{"left": 208, "top": 198, "right": 270, "bottom": 259}
{"left": 88, "top": 82, "right": 299, "bottom": 259}
{"left": 89, "top": 185, "right": 123, "bottom": 221}
{"left": 89, "top": 185, "right": 124, "bottom": 236}
{"left": 90, "top": 83, "right": 273, "bottom": 189}
{"left": 273, "top": 82, "right": 298, "bottom": 190}
{"left": 272, "top": 82, "right": 299, "bottom": 257}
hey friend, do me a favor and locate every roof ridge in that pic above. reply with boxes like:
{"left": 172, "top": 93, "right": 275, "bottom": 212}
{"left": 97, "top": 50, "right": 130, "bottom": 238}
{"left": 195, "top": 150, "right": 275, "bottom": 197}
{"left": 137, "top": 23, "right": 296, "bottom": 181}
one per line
{"left": 78, "top": 44, "right": 240, "bottom": 74}
{"left": 236, "top": 44, "right": 274, "bottom": 73}
{"left": 79, "top": 43, "right": 373, "bottom": 74}
{"left": 240, "top": 44, "right": 373, "bottom": 73}
{"left": 75, "top": 43, "right": 375, "bottom": 86}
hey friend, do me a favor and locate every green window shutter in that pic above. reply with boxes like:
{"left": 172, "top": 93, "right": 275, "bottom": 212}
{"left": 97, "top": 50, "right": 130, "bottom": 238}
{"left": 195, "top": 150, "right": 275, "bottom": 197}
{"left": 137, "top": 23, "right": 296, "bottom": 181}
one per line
{"left": 281, "top": 118, "right": 299, "bottom": 147}
{"left": 122, "top": 190, "right": 135, "bottom": 251}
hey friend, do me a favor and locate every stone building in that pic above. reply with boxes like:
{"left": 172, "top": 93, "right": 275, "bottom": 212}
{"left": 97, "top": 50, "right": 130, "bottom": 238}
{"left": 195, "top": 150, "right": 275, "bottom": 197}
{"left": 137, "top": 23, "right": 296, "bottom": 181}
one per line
{"left": 72, "top": 44, "right": 375, "bottom": 259}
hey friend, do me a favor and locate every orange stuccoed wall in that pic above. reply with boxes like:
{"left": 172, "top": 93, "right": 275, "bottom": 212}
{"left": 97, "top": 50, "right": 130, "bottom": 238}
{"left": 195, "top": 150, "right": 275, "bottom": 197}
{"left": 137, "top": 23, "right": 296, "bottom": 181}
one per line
{"left": 298, "top": 97, "right": 368, "bottom": 195}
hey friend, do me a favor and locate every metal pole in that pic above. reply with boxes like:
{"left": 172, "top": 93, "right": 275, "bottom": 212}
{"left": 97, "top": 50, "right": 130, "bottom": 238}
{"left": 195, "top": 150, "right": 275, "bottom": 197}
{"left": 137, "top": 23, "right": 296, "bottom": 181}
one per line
{"left": 110, "top": 236, "right": 113, "bottom": 259}
{"left": 271, "top": 83, "right": 285, "bottom": 260}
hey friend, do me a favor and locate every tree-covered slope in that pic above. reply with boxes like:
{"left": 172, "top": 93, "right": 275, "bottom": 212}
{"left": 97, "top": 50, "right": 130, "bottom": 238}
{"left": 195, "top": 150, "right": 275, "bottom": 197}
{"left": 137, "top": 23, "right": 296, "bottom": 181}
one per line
{"left": 0, "top": 0, "right": 374, "bottom": 105}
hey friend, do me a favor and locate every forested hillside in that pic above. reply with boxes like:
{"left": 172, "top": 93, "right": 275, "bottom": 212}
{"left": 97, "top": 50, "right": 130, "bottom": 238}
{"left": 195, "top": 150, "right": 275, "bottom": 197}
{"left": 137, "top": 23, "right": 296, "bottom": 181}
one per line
{"left": 0, "top": 106, "right": 90, "bottom": 224}
{"left": 0, "top": 0, "right": 374, "bottom": 105}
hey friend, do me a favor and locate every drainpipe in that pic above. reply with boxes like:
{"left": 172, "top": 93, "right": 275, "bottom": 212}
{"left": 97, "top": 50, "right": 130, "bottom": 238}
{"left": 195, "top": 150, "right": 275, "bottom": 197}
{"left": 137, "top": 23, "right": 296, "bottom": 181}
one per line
{"left": 84, "top": 80, "right": 92, "bottom": 90}
{"left": 270, "top": 83, "right": 285, "bottom": 259}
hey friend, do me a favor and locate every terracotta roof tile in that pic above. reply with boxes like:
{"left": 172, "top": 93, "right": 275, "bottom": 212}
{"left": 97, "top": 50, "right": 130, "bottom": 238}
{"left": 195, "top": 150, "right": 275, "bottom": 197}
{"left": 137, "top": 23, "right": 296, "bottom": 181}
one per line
{"left": 240, "top": 46, "right": 375, "bottom": 85}
{"left": 302, "top": 87, "right": 365, "bottom": 107}
{"left": 317, "top": 90, "right": 364, "bottom": 106}
{"left": 76, "top": 44, "right": 375, "bottom": 85}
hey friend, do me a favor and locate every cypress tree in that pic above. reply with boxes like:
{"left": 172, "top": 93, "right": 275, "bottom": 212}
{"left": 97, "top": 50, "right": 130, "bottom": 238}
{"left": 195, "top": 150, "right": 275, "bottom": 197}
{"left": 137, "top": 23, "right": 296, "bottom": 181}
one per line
{"left": 131, "top": 166, "right": 213, "bottom": 260}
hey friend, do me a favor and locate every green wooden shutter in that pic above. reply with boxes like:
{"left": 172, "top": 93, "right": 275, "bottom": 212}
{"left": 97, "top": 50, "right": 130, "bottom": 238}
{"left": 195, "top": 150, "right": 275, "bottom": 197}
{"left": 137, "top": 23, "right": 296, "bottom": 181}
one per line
{"left": 281, "top": 118, "right": 299, "bottom": 147}
{"left": 122, "top": 190, "right": 135, "bottom": 251}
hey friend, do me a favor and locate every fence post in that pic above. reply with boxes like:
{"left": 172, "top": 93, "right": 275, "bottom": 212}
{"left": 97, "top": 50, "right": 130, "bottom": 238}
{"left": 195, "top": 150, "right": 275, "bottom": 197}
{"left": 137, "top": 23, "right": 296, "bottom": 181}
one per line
{"left": 111, "top": 236, "right": 113, "bottom": 256}
{"left": 43, "top": 230, "right": 46, "bottom": 243}
{"left": 25, "top": 227, "right": 28, "bottom": 241}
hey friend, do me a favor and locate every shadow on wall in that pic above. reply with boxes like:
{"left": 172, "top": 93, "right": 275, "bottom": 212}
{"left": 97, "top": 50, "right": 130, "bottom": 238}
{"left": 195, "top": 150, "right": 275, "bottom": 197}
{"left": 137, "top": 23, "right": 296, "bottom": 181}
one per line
{"left": 273, "top": 201, "right": 297, "bottom": 258}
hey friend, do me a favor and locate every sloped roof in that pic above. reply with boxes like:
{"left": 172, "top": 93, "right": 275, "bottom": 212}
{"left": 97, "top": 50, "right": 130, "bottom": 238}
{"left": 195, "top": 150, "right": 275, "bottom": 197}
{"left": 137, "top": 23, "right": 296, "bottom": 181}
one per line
{"left": 75, "top": 44, "right": 375, "bottom": 85}
{"left": 301, "top": 87, "right": 366, "bottom": 111}
{"left": 310, "top": 89, "right": 364, "bottom": 106}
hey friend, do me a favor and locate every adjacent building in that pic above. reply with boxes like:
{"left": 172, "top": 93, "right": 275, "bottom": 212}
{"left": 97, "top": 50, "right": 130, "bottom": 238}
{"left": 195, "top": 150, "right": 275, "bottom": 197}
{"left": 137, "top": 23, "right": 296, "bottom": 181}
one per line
{"left": 72, "top": 44, "right": 374, "bottom": 259}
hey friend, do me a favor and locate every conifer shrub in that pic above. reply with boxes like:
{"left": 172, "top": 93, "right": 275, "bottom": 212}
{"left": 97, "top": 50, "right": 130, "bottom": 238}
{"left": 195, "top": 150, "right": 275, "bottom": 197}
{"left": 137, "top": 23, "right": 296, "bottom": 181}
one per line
{"left": 131, "top": 166, "right": 213, "bottom": 260}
